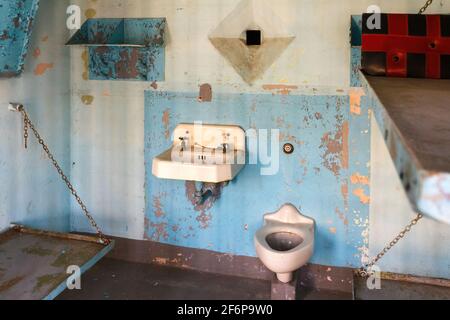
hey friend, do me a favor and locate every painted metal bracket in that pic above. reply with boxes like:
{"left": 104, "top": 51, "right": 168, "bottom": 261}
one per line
{"left": 0, "top": 0, "right": 40, "bottom": 78}
{"left": 66, "top": 18, "right": 166, "bottom": 81}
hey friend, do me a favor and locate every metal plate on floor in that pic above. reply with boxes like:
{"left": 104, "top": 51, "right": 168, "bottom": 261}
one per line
{"left": 0, "top": 226, "right": 114, "bottom": 300}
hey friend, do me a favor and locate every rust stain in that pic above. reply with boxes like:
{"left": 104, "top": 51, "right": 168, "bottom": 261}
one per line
{"left": 85, "top": 8, "right": 97, "bottom": 19}
{"left": 32, "top": 47, "right": 41, "bottom": 58}
{"left": 41, "top": 35, "right": 49, "bottom": 42}
{"left": 349, "top": 88, "right": 364, "bottom": 115}
{"left": 341, "top": 182, "right": 349, "bottom": 210}
{"left": 115, "top": 48, "right": 140, "bottom": 79}
{"left": 351, "top": 173, "right": 370, "bottom": 185}
{"left": 198, "top": 83, "right": 212, "bottom": 102}
{"left": 153, "top": 196, "right": 165, "bottom": 218}
{"left": 162, "top": 109, "right": 170, "bottom": 139}
{"left": 329, "top": 227, "right": 337, "bottom": 234}
{"left": 262, "top": 84, "right": 298, "bottom": 95}
{"left": 150, "top": 81, "right": 158, "bottom": 90}
{"left": 353, "top": 188, "right": 370, "bottom": 204}
{"left": 34, "top": 63, "right": 53, "bottom": 76}
{"left": 81, "top": 95, "right": 94, "bottom": 105}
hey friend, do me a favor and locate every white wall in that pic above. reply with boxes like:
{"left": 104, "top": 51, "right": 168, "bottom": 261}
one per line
{"left": 0, "top": 0, "right": 71, "bottom": 232}
{"left": 370, "top": 117, "right": 450, "bottom": 279}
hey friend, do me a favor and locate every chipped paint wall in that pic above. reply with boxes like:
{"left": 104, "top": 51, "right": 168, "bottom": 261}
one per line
{"left": 0, "top": 0, "right": 71, "bottom": 232}
{"left": 69, "top": 0, "right": 450, "bottom": 277}
{"left": 145, "top": 92, "right": 370, "bottom": 267}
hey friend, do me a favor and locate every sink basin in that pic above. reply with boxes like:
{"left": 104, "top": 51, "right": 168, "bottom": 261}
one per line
{"left": 152, "top": 124, "right": 246, "bottom": 183}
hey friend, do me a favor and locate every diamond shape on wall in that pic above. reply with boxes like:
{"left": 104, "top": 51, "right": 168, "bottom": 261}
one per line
{"left": 209, "top": 0, "right": 295, "bottom": 84}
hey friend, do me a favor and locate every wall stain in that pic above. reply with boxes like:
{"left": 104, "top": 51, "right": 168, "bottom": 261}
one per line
{"left": 85, "top": 8, "right": 97, "bottom": 19}
{"left": 262, "top": 84, "right": 298, "bottom": 95}
{"left": 0, "top": 276, "right": 24, "bottom": 293}
{"left": 32, "top": 47, "right": 40, "bottom": 58}
{"left": 162, "top": 109, "right": 170, "bottom": 139}
{"left": 81, "top": 95, "right": 94, "bottom": 105}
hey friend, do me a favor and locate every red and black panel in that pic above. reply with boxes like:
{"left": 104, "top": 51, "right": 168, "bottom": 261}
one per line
{"left": 361, "top": 13, "right": 450, "bottom": 79}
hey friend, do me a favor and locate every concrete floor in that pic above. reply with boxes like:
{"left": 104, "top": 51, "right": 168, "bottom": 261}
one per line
{"left": 57, "top": 258, "right": 271, "bottom": 300}
{"left": 57, "top": 257, "right": 450, "bottom": 300}
{"left": 354, "top": 277, "right": 450, "bottom": 300}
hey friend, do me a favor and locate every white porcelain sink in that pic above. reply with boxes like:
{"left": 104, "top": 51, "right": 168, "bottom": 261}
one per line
{"left": 152, "top": 124, "right": 246, "bottom": 183}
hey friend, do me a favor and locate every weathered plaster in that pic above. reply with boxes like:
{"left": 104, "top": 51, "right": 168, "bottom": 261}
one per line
{"left": 144, "top": 91, "right": 369, "bottom": 267}
{"left": 0, "top": 0, "right": 71, "bottom": 232}
{"left": 68, "top": 0, "right": 450, "bottom": 278}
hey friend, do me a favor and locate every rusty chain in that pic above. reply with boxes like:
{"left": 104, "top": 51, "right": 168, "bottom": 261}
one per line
{"left": 21, "top": 109, "right": 110, "bottom": 245}
{"left": 358, "top": 213, "right": 423, "bottom": 277}
{"left": 419, "top": 0, "right": 434, "bottom": 14}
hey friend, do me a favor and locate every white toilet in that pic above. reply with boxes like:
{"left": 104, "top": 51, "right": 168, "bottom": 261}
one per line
{"left": 254, "top": 204, "right": 315, "bottom": 283}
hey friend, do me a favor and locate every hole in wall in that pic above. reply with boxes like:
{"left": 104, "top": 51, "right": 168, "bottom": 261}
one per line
{"left": 246, "top": 30, "right": 261, "bottom": 46}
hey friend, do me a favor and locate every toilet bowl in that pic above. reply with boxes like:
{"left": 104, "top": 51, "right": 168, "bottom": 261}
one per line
{"left": 254, "top": 204, "right": 315, "bottom": 283}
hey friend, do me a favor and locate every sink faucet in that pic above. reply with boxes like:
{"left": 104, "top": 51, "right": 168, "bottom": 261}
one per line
{"left": 179, "top": 136, "right": 189, "bottom": 151}
{"left": 217, "top": 143, "right": 229, "bottom": 154}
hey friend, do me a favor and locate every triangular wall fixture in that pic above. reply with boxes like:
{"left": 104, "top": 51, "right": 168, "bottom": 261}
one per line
{"left": 209, "top": 0, "right": 295, "bottom": 85}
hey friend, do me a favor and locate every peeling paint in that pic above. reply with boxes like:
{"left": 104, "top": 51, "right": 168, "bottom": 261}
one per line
{"left": 262, "top": 84, "right": 298, "bottom": 95}
{"left": 162, "top": 109, "right": 170, "bottom": 139}
{"left": 353, "top": 188, "right": 370, "bottom": 204}
{"left": 349, "top": 88, "right": 364, "bottom": 115}
{"left": 320, "top": 121, "right": 349, "bottom": 177}
{"left": 81, "top": 49, "right": 89, "bottom": 80}
{"left": 34, "top": 62, "right": 53, "bottom": 76}
{"left": 153, "top": 196, "right": 165, "bottom": 218}
{"left": 350, "top": 173, "right": 370, "bottom": 185}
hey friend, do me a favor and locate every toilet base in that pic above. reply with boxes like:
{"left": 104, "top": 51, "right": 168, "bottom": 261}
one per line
{"left": 276, "top": 272, "right": 293, "bottom": 283}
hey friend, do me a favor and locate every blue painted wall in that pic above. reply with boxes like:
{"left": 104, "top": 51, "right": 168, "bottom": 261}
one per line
{"left": 0, "top": 0, "right": 39, "bottom": 77}
{"left": 145, "top": 91, "right": 370, "bottom": 268}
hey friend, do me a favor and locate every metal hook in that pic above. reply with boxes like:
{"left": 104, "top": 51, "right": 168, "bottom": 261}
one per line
{"left": 8, "top": 103, "right": 24, "bottom": 112}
